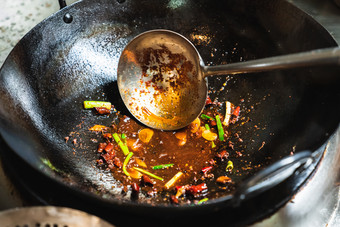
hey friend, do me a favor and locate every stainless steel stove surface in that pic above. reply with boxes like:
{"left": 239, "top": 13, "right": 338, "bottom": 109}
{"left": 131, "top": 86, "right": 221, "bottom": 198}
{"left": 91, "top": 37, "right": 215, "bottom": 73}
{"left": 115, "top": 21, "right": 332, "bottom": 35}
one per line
{"left": 0, "top": 0, "right": 339, "bottom": 226}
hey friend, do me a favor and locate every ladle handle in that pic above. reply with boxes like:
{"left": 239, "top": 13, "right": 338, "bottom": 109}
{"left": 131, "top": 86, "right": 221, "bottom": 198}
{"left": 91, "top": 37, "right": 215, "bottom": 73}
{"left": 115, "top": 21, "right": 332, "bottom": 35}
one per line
{"left": 58, "top": 0, "right": 67, "bottom": 9}
{"left": 231, "top": 151, "right": 313, "bottom": 207}
{"left": 203, "top": 47, "right": 340, "bottom": 76}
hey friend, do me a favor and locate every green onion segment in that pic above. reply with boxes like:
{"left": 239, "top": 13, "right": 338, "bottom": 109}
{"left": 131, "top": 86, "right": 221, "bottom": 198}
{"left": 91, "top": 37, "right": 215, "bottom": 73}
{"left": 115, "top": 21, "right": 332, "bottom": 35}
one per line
{"left": 226, "top": 160, "right": 234, "bottom": 171}
{"left": 198, "top": 198, "right": 209, "bottom": 204}
{"left": 123, "top": 152, "right": 134, "bottom": 176}
{"left": 112, "top": 133, "right": 129, "bottom": 156}
{"left": 215, "top": 115, "right": 224, "bottom": 141}
{"left": 152, "top": 164, "right": 174, "bottom": 170}
{"left": 200, "top": 114, "right": 212, "bottom": 120}
{"left": 133, "top": 167, "right": 164, "bottom": 181}
{"left": 83, "top": 101, "right": 111, "bottom": 109}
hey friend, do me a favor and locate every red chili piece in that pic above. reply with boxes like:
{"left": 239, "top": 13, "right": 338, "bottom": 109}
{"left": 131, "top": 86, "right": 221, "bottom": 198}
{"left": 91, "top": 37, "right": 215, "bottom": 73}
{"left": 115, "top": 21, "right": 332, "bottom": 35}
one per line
{"left": 201, "top": 166, "right": 213, "bottom": 174}
{"left": 95, "top": 107, "right": 111, "bottom": 115}
{"left": 170, "top": 195, "right": 179, "bottom": 205}
{"left": 210, "top": 119, "right": 217, "bottom": 126}
{"left": 104, "top": 143, "right": 114, "bottom": 152}
{"left": 97, "top": 143, "right": 107, "bottom": 153}
{"left": 102, "top": 153, "right": 115, "bottom": 164}
{"left": 102, "top": 133, "right": 112, "bottom": 139}
{"left": 233, "top": 106, "right": 240, "bottom": 117}
{"left": 205, "top": 96, "right": 213, "bottom": 105}
{"left": 132, "top": 183, "right": 140, "bottom": 193}
{"left": 113, "top": 157, "right": 122, "bottom": 168}
{"left": 142, "top": 175, "right": 154, "bottom": 186}
{"left": 187, "top": 183, "right": 208, "bottom": 197}
{"left": 175, "top": 186, "right": 184, "bottom": 191}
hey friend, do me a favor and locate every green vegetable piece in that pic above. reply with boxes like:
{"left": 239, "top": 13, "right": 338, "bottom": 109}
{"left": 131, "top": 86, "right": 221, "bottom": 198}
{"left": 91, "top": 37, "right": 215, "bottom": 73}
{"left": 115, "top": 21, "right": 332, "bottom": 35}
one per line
{"left": 112, "top": 133, "right": 129, "bottom": 156}
{"left": 226, "top": 160, "right": 234, "bottom": 171}
{"left": 198, "top": 198, "right": 209, "bottom": 204}
{"left": 152, "top": 164, "right": 174, "bottom": 170}
{"left": 205, "top": 124, "right": 210, "bottom": 131}
{"left": 41, "top": 158, "right": 60, "bottom": 173}
{"left": 121, "top": 133, "right": 126, "bottom": 140}
{"left": 133, "top": 167, "right": 164, "bottom": 181}
{"left": 215, "top": 115, "right": 224, "bottom": 141}
{"left": 200, "top": 114, "right": 212, "bottom": 120}
{"left": 83, "top": 101, "right": 111, "bottom": 109}
{"left": 123, "top": 152, "right": 134, "bottom": 177}
{"left": 211, "top": 141, "right": 216, "bottom": 148}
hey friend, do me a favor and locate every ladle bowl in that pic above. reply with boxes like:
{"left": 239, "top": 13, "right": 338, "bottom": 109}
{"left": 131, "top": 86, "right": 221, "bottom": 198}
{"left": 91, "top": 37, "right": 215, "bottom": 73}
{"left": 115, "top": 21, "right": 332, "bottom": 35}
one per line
{"left": 117, "top": 29, "right": 340, "bottom": 130}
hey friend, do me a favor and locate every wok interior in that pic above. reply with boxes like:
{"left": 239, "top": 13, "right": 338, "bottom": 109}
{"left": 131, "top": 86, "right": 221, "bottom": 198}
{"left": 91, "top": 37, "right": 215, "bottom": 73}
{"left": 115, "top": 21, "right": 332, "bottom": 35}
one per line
{"left": 0, "top": 0, "right": 339, "bottom": 206}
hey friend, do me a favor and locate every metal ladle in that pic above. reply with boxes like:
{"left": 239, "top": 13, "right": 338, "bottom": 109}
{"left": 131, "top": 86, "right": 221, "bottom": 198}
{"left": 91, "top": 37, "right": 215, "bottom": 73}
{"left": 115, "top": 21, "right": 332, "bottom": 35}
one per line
{"left": 117, "top": 29, "right": 340, "bottom": 130}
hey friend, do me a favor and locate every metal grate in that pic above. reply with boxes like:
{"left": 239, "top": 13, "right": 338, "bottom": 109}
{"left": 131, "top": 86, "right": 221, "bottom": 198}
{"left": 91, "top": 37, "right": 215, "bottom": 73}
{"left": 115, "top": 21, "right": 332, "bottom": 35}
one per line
{"left": 0, "top": 206, "right": 114, "bottom": 227}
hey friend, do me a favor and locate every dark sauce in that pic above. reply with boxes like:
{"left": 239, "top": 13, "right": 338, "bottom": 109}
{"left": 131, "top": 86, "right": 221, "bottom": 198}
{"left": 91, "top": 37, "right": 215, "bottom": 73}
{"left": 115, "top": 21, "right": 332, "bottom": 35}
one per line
{"left": 112, "top": 115, "right": 220, "bottom": 191}
{"left": 95, "top": 101, "right": 240, "bottom": 204}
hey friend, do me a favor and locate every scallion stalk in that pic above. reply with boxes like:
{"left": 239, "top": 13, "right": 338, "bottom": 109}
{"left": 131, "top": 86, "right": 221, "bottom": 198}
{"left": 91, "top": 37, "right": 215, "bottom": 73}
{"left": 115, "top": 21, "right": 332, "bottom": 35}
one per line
{"left": 226, "top": 160, "right": 234, "bottom": 171}
{"left": 83, "top": 101, "right": 111, "bottom": 109}
{"left": 112, "top": 133, "right": 129, "bottom": 156}
{"left": 205, "top": 124, "right": 210, "bottom": 131}
{"left": 152, "top": 164, "right": 174, "bottom": 170}
{"left": 133, "top": 167, "right": 164, "bottom": 181}
{"left": 215, "top": 115, "right": 224, "bottom": 141}
{"left": 200, "top": 114, "right": 212, "bottom": 120}
{"left": 197, "top": 198, "right": 209, "bottom": 204}
{"left": 123, "top": 152, "right": 134, "bottom": 177}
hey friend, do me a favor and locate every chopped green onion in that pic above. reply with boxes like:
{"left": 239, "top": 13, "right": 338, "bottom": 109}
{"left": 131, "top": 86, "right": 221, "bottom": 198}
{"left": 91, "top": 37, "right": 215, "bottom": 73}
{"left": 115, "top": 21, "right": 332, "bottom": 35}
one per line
{"left": 83, "top": 101, "right": 111, "bottom": 109}
{"left": 123, "top": 152, "right": 134, "bottom": 177}
{"left": 215, "top": 115, "right": 224, "bottom": 141}
{"left": 112, "top": 133, "right": 129, "bottom": 156}
{"left": 211, "top": 141, "right": 216, "bottom": 148}
{"left": 226, "top": 160, "right": 234, "bottom": 171}
{"left": 41, "top": 158, "right": 60, "bottom": 173}
{"left": 205, "top": 124, "right": 210, "bottom": 130}
{"left": 152, "top": 164, "right": 174, "bottom": 170}
{"left": 133, "top": 167, "right": 164, "bottom": 181}
{"left": 200, "top": 114, "right": 212, "bottom": 120}
{"left": 198, "top": 198, "right": 209, "bottom": 204}
{"left": 121, "top": 133, "right": 126, "bottom": 140}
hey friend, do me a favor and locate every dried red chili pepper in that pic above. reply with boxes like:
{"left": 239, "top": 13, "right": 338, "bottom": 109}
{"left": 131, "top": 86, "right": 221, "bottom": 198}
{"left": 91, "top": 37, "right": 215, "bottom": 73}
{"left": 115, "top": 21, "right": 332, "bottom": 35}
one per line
{"left": 102, "top": 153, "right": 115, "bottom": 163}
{"left": 142, "top": 175, "right": 154, "bottom": 186}
{"left": 201, "top": 166, "right": 213, "bottom": 174}
{"left": 187, "top": 183, "right": 208, "bottom": 196}
{"left": 97, "top": 142, "right": 107, "bottom": 153}
{"left": 95, "top": 107, "right": 111, "bottom": 115}
{"left": 113, "top": 157, "right": 122, "bottom": 168}
{"left": 104, "top": 143, "right": 114, "bottom": 152}
{"left": 102, "top": 133, "right": 112, "bottom": 139}
{"left": 210, "top": 119, "right": 217, "bottom": 126}
{"left": 233, "top": 106, "right": 240, "bottom": 117}
{"left": 132, "top": 183, "right": 140, "bottom": 193}
{"left": 170, "top": 195, "right": 179, "bottom": 204}
{"left": 205, "top": 96, "right": 213, "bottom": 105}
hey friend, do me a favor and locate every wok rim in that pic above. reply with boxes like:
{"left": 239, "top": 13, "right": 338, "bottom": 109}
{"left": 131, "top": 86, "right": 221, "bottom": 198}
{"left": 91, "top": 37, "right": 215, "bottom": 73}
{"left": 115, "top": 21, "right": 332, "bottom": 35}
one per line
{"left": 0, "top": 0, "right": 339, "bottom": 212}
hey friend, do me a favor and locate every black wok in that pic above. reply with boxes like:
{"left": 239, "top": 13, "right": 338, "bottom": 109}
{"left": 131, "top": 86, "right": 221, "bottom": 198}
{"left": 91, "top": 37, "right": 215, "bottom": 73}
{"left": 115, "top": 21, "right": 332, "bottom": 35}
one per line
{"left": 0, "top": 0, "right": 339, "bottom": 223}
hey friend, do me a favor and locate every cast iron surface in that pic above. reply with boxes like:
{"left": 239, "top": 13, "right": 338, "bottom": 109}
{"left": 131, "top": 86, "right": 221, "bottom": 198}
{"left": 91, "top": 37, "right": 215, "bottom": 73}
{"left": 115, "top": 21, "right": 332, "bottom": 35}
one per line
{"left": 0, "top": 0, "right": 339, "bottom": 213}
{"left": 0, "top": 137, "right": 323, "bottom": 226}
